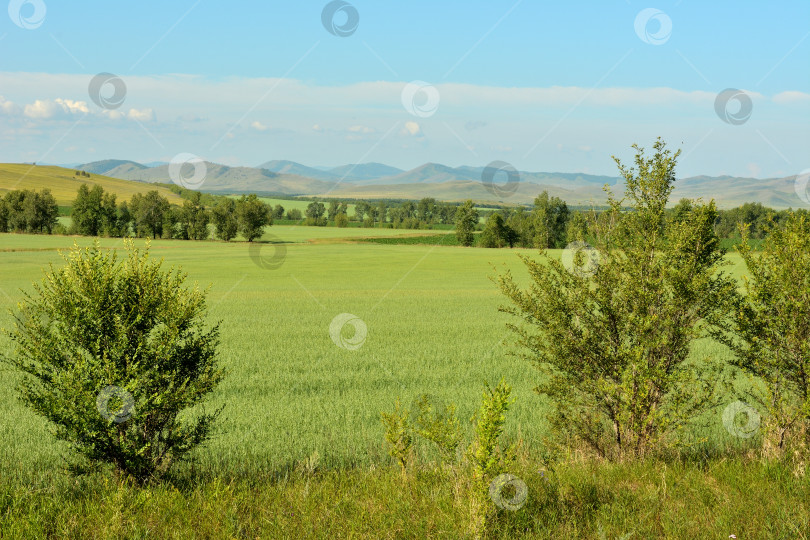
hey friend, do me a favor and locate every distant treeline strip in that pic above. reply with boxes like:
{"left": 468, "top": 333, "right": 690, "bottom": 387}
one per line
{"left": 0, "top": 185, "right": 463, "bottom": 240}
{"left": 1, "top": 184, "right": 805, "bottom": 247}
{"left": 474, "top": 195, "right": 809, "bottom": 249}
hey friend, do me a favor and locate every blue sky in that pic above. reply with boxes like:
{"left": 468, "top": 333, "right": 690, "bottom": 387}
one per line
{"left": 1, "top": 0, "right": 808, "bottom": 177}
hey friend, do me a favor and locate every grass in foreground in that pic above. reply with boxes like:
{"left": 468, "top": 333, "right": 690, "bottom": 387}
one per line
{"left": 1, "top": 452, "right": 807, "bottom": 539}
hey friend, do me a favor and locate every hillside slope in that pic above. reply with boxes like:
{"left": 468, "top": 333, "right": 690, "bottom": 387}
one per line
{"left": 0, "top": 164, "right": 184, "bottom": 205}
{"left": 109, "top": 162, "right": 336, "bottom": 195}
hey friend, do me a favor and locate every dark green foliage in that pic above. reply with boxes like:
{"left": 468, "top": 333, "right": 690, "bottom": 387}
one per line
{"left": 117, "top": 201, "right": 133, "bottom": 236}
{"left": 211, "top": 198, "right": 238, "bottom": 241}
{"left": 161, "top": 206, "right": 182, "bottom": 239}
{"left": 713, "top": 202, "right": 778, "bottom": 240}
{"left": 327, "top": 201, "right": 339, "bottom": 221}
{"left": 417, "top": 197, "right": 436, "bottom": 222}
{"left": 236, "top": 194, "right": 271, "bottom": 241}
{"left": 532, "top": 191, "right": 569, "bottom": 248}
{"left": 358, "top": 233, "right": 462, "bottom": 246}
{"left": 305, "top": 201, "right": 325, "bottom": 220}
{"left": 70, "top": 184, "right": 105, "bottom": 236}
{"left": 178, "top": 192, "right": 210, "bottom": 240}
{"left": 376, "top": 201, "right": 387, "bottom": 225}
{"left": 130, "top": 191, "right": 170, "bottom": 239}
{"left": 285, "top": 208, "right": 302, "bottom": 221}
{"left": 2, "top": 241, "right": 225, "bottom": 483}
{"left": 70, "top": 184, "right": 125, "bottom": 237}
{"left": 455, "top": 200, "right": 479, "bottom": 247}
{"left": 334, "top": 213, "right": 349, "bottom": 227}
{"left": 481, "top": 213, "right": 518, "bottom": 248}
{"left": 354, "top": 200, "right": 369, "bottom": 222}
{"left": 0, "top": 188, "right": 59, "bottom": 234}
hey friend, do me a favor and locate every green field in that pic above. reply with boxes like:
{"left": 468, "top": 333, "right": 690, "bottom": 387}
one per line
{"left": 2, "top": 229, "right": 807, "bottom": 538}
{"left": 0, "top": 228, "right": 748, "bottom": 479}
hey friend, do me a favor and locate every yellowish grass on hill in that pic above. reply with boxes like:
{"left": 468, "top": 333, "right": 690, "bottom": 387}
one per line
{"left": 0, "top": 163, "right": 184, "bottom": 205}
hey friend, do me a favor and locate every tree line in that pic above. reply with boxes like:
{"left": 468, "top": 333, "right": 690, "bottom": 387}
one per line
{"left": 278, "top": 197, "right": 460, "bottom": 229}
{"left": 0, "top": 189, "right": 60, "bottom": 234}
{"left": 2, "top": 182, "right": 806, "bottom": 247}
{"left": 475, "top": 194, "right": 809, "bottom": 249}
{"left": 68, "top": 185, "right": 273, "bottom": 241}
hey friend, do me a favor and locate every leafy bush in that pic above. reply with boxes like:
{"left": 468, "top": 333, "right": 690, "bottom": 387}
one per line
{"left": 411, "top": 394, "right": 463, "bottom": 462}
{"left": 2, "top": 240, "right": 225, "bottom": 483}
{"left": 717, "top": 213, "right": 810, "bottom": 455}
{"left": 498, "top": 138, "right": 737, "bottom": 459}
{"left": 467, "top": 379, "right": 516, "bottom": 484}
{"left": 380, "top": 399, "right": 413, "bottom": 472}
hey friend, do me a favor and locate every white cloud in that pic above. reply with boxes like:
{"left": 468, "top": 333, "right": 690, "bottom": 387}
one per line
{"left": 58, "top": 99, "right": 90, "bottom": 115}
{"left": 23, "top": 100, "right": 56, "bottom": 118}
{"left": 100, "top": 109, "right": 126, "bottom": 120}
{"left": 0, "top": 95, "right": 20, "bottom": 115}
{"left": 23, "top": 98, "right": 89, "bottom": 119}
{"left": 251, "top": 121, "right": 268, "bottom": 131}
{"left": 772, "top": 91, "right": 810, "bottom": 105}
{"left": 127, "top": 108, "right": 155, "bottom": 122}
{"left": 402, "top": 121, "right": 421, "bottom": 136}
{"left": 348, "top": 125, "right": 374, "bottom": 133}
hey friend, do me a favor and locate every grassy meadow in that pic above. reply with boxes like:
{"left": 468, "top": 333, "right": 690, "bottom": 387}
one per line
{"left": 0, "top": 164, "right": 183, "bottom": 205}
{"left": 1, "top": 228, "right": 808, "bottom": 538}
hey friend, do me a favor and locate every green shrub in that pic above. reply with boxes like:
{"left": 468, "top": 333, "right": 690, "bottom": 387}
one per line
{"left": 467, "top": 378, "right": 516, "bottom": 484}
{"left": 498, "top": 138, "right": 737, "bottom": 460}
{"left": 2, "top": 240, "right": 225, "bottom": 484}
{"left": 380, "top": 399, "right": 413, "bottom": 473}
{"left": 411, "top": 394, "right": 463, "bottom": 462}
{"left": 718, "top": 213, "right": 810, "bottom": 455}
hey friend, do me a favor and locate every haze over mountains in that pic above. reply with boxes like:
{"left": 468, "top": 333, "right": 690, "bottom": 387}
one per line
{"left": 72, "top": 159, "right": 806, "bottom": 210}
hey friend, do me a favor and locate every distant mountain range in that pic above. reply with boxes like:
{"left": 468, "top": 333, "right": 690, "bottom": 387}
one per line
{"left": 257, "top": 160, "right": 404, "bottom": 182}
{"left": 73, "top": 159, "right": 807, "bottom": 209}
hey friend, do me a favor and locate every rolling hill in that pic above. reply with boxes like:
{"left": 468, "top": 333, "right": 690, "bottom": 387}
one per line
{"left": 73, "top": 159, "right": 808, "bottom": 210}
{"left": 0, "top": 164, "right": 184, "bottom": 205}
{"left": 78, "top": 159, "right": 147, "bottom": 176}
{"left": 326, "top": 162, "right": 404, "bottom": 180}
{"left": 104, "top": 161, "right": 337, "bottom": 195}
{"left": 257, "top": 160, "right": 339, "bottom": 182}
